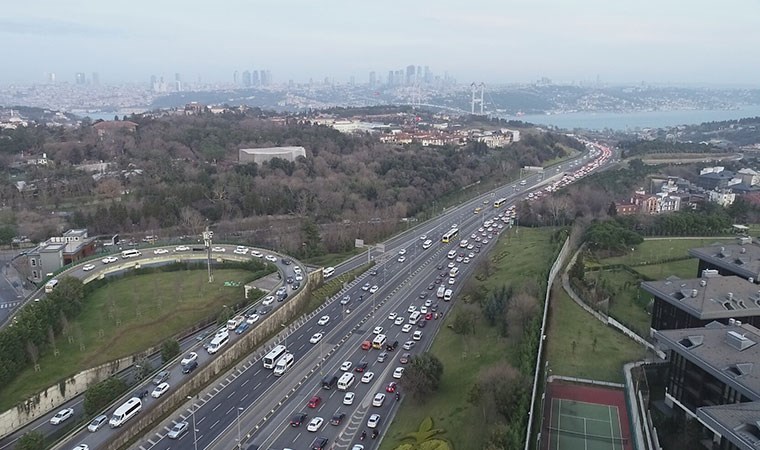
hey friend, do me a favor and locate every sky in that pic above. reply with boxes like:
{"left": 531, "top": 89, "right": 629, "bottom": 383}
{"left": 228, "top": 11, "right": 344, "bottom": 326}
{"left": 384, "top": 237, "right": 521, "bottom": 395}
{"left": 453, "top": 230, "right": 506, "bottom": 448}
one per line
{"left": 2, "top": 0, "right": 759, "bottom": 86}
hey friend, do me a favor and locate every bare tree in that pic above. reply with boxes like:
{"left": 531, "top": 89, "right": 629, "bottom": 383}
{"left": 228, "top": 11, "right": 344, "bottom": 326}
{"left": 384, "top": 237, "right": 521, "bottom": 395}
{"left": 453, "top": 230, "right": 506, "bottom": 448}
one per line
{"left": 179, "top": 206, "right": 205, "bottom": 236}
{"left": 505, "top": 292, "right": 539, "bottom": 338}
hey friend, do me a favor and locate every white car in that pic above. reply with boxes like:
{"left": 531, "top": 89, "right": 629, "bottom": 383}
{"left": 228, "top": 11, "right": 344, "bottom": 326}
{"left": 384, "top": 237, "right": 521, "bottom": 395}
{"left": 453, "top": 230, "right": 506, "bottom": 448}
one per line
{"left": 82, "top": 263, "right": 96, "bottom": 272}
{"left": 310, "top": 333, "right": 323, "bottom": 344}
{"left": 307, "top": 417, "right": 324, "bottom": 432}
{"left": 419, "top": 234, "right": 427, "bottom": 240}
{"left": 413, "top": 330, "right": 423, "bottom": 341}
{"left": 340, "top": 361, "right": 353, "bottom": 371}
{"left": 175, "top": 245, "right": 190, "bottom": 252}
{"left": 50, "top": 407, "right": 74, "bottom": 425}
{"left": 72, "top": 445, "right": 89, "bottom": 450}
{"left": 250, "top": 250, "right": 263, "bottom": 258}
{"left": 246, "top": 313, "right": 260, "bottom": 324}
{"left": 262, "top": 295, "right": 275, "bottom": 306}
{"left": 318, "top": 315, "right": 330, "bottom": 326}
{"left": 295, "top": 274, "right": 304, "bottom": 281}
{"left": 387, "top": 312, "right": 398, "bottom": 321}
{"left": 181, "top": 352, "right": 198, "bottom": 366}
{"left": 407, "top": 305, "right": 416, "bottom": 313}
{"left": 233, "top": 247, "right": 248, "bottom": 255}
{"left": 397, "top": 256, "right": 406, "bottom": 263}
{"left": 463, "top": 257, "right": 470, "bottom": 264}
{"left": 361, "top": 372, "right": 374, "bottom": 383}
{"left": 212, "top": 246, "right": 226, "bottom": 252}
{"left": 420, "top": 306, "right": 428, "bottom": 314}
{"left": 369, "top": 285, "right": 379, "bottom": 294}
{"left": 424, "top": 299, "right": 432, "bottom": 307}
{"left": 343, "top": 392, "right": 355, "bottom": 405}
{"left": 372, "top": 393, "right": 386, "bottom": 407}
{"left": 373, "top": 326, "right": 383, "bottom": 335}
{"left": 153, "top": 248, "right": 169, "bottom": 255}
{"left": 265, "top": 255, "right": 278, "bottom": 262}
{"left": 101, "top": 256, "right": 118, "bottom": 264}
{"left": 448, "top": 277, "right": 456, "bottom": 285}
{"left": 151, "top": 382, "right": 170, "bottom": 398}
{"left": 394, "top": 316, "right": 404, "bottom": 326}
{"left": 447, "top": 262, "right": 455, "bottom": 268}
{"left": 362, "top": 283, "right": 371, "bottom": 291}
{"left": 367, "top": 413, "right": 381, "bottom": 429}
{"left": 401, "top": 324, "right": 413, "bottom": 333}
{"left": 393, "top": 367, "right": 405, "bottom": 379}
{"left": 398, "top": 249, "right": 406, "bottom": 256}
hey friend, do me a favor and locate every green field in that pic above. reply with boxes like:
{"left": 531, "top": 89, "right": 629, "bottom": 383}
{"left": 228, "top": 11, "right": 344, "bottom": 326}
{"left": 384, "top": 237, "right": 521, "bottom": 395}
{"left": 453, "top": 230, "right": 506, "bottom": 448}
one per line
{"left": 598, "top": 237, "right": 734, "bottom": 267}
{"left": 546, "top": 287, "right": 647, "bottom": 383}
{"left": 634, "top": 258, "right": 700, "bottom": 280}
{"left": 380, "top": 227, "right": 560, "bottom": 450}
{"left": 0, "top": 269, "right": 259, "bottom": 411}
{"left": 585, "top": 269, "right": 652, "bottom": 338}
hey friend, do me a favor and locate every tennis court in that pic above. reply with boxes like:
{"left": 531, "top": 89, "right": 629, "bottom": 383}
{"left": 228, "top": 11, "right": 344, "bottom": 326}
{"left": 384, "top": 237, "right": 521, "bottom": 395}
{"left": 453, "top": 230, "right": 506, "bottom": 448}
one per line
{"left": 547, "top": 398, "right": 626, "bottom": 450}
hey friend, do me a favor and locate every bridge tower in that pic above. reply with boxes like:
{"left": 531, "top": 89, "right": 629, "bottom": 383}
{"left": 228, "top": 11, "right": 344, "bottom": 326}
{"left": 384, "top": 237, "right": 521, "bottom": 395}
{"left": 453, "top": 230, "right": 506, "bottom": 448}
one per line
{"left": 470, "top": 82, "right": 485, "bottom": 115}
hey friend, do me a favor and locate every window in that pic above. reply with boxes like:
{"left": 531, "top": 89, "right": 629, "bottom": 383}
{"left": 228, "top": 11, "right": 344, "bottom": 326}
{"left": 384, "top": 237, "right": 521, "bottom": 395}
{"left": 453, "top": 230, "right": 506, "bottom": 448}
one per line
{"left": 32, "top": 271, "right": 38, "bottom": 279}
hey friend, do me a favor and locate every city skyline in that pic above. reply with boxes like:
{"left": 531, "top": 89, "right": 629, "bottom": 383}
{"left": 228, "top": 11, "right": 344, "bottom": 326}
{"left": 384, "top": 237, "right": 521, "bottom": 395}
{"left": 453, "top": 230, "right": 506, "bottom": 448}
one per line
{"left": 1, "top": 0, "right": 759, "bottom": 86}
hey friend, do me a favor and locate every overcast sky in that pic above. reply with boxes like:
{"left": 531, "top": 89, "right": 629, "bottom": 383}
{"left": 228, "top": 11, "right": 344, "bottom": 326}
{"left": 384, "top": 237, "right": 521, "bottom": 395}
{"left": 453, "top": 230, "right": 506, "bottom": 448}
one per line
{"left": 2, "top": 0, "right": 759, "bottom": 86}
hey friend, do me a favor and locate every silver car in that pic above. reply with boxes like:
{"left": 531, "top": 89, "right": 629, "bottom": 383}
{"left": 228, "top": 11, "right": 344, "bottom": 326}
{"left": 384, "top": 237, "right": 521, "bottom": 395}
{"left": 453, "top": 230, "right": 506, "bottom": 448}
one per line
{"left": 168, "top": 421, "right": 189, "bottom": 439}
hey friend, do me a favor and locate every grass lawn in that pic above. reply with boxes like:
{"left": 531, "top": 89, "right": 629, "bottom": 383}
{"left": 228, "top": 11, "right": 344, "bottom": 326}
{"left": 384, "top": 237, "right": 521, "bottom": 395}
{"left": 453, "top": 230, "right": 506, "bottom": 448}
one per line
{"left": 546, "top": 287, "right": 647, "bottom": 383}
{"left": 380, "top": 227, "right": 561, "bottom": 450}
{"left": 585, "top": 269, "right": 651, "bottom": 337}
{"left": 598, "top": 237, "right": 735, "bottom": 267}
{"left": 634, "top": 258, "right": 700, "bottom": 280}
{"left": 0, "top": 269, "right": 258, "bottom": 411}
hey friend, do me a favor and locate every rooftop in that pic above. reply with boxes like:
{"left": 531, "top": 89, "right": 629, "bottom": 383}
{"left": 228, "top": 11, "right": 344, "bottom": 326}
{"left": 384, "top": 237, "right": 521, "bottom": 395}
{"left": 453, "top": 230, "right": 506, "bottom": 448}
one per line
{"left": 699, "top": 402, "right": 760, "bottom": 450}
{"left": 642, "top": 275, "right": 760, "bottom": 320}
{"left": 656, "top": 322, "right": 760, "bottom": 400}
{"left": 689, "top": 241, "right": 760, "bottom": 281}
{"left": 239, "top": 146, "right": 306, "bottom": 155}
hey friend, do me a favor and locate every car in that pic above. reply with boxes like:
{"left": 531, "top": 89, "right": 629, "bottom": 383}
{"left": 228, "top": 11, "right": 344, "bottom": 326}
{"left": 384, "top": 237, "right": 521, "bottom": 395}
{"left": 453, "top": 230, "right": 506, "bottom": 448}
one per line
{"left": 372, "top": 392, "right": 386, "bottom": 407}
{"left": 425, "top": 313, "right": 433, "bottom": 321}
{"left": 340, "top": 361, "right": 353, "bottom": 371}
{"left": 181, "top": 352, "right": 198, "bottom": 366}
{"left": 235, "top": 322, "right": 250, "bottom": 334}
{"left": 403, "top": 340, "right": 415, "bottom": 350}
{"left": 401, "top": 324, "right": 413, "bottom": 333}
{"left": 387, "top": 312, "right": 398, "bottom": 321}
{"left": 182, "top": 360, "right": 198, "bottom": 374}
{"left": 101, "top": 256, "right": 118, "bottom": 264}
{"left": 399, "top": 353, "right": 411, "bottom": 364}
{"left": 72, "top": 445, "right": 89, "bottom": 450}
{"left": 393, "top": 367, "right": 405, "bottom": 379}
{"left": 233, "top": 246, "right": 248, "bottom": 255}
{"left": 367, "top": 413, "right": 381, "bottom": 429}
{"left": 427, "top": 283, "right": 435, "bottom": 290}
{"left": 456, "top": 256, "right": 464, "bottom": 263}
{"left": 431, "top": 303, "right": 439, "bottom": 312}
{"left": 447, "top": 261, "right": 455, "bottom": 268}
{"left": 463, "top": 257, "right": 471, "bottom": 264}
{"left": 361, "top": 371, "right": 375, "bottom": 383}
{"left": 153, "top": 248, "right": 169, "bottom": 255}
{"left": 398, "top": 248, "right": 406, "bottom": 255}
{"left": 167, "top": 421, "right": 189, "bottom": 439}
{"left": 420, "top": 306, "right": 428, "bottom": 314}
{"left": 386, "top": 340, "right": 399, "bottom": 351}
{"left": 386, "top": 382, "right": 398, "bottom": 393}
{"left": 397, "top": 256, "right": 406, "bottom": 263}
{"left": 361, "top": 340, "right": 372, "bottom": 350}
{"left": 394, "top": 316, "right": 404, "bottom": 326}
{"left": 281, "top": 258, "right": 292, "bottom": 265}
{"left": 424, "top": 299, "right": 433, "bottom": 307}
{"left": 437, "top": 262, "right": 444, "bottom": 270}
{"left": 330, "top": 412, "right": 346, "bottom": 425}
{"left": 295, "top": 273, "right": 304, "bottom": 281}
{"left": 419, "top": 292, "right": 428, "bottom": 299}
{"left": 286, "top": 276, "right": 294, "bottom": 284}
{"left": 290, "top": 412, "right": 308, "bottom": 427}
{"left": 407, "top": 305, "right": 416, "bottom": 313}
{"left": 373, "top": 326, "right": 383, "bottom": 335}
{"left": 87, "top": 414, "right": 108, "bottom": 432}
{"left": 50, "top": 407, "right": 74, "bottom": 425}
{"left": 212, "top": 246, "right": 226, "bottom": 252}
{"left": 343, "top": 392, "right": 355, "bottom": 405}
{"left": 468, "top": 252, "right": 475, "bottom": 258}
{"left": 263, "top": 254, "right": 277, "bottom": 262}
{"left": 369, "top": 285, "right": 379, "bottom": 293}
{"left": 377, "top": 351, "right": 388, "bottom": 363}
{"left": 175, "top": 245, "right": 190, "bottom": 252}
{"left": 418, "top": 319, "right": 427, "bottom": 328}
{"left": 448, "top": 277, "right": 456, "bottom": 285}
{"left": 340, "top": 295, "right": 351, "bottom": 305}
{"left": 362, "top": 283, "right": 371, "bottom": 291}
{"left": 318, "top": 315, "right": 330, "bottom": 326}
{"left": 354, "top": 361, "right": 369, "bottom": 373}
{"left": 82, "top": 263, "right": 96, "bottom": 271}
{"left": 310, "top": 333, "right": 323, "bottom": 344}
{"left": 482, "top": 239, "right": 489, "bottom": 244}
{"left": 262, "top": 295, "right": 275, "bottom": 306}
{"left": 370, "top": 269, "right": 378, "bottom": 276}
{"left": 308, "top": 395, "right": 322, "bottom": 408}
{"left": 312, "top": 437, "right": 329, "bottom": 450}
{"left": 420, "top": 234, "right": 427, "bottom": 240}
{"left": 413, "top": 330, "right": 423, "bottom": 341}
{"left": 250, "top": 250, "right": 263, "bottom": 258}
{"left": 246, "top": 313, "right": 260, "bottom": 324}
{"left": 152, "top": 382, "right": 170, "bottom": 398}
{"left": 152, "top": 370, "right": 170, "bottom": 385}
{"left": 307, "top": 417, "right": 324, "bottom": 432}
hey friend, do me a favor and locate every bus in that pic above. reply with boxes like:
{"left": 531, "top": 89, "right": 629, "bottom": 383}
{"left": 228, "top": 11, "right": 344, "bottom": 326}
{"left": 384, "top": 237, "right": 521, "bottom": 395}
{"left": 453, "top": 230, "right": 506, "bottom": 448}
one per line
{"left": 121, "top": 249, "right": 142, "bottom": 259}
{"left": 273, "top": 353, "right": 295, "bottom": 377}
{"left": 494, "top": 198, "right": 508, "bottom": 208}
{"left": 441, "top": 228, "right": 459, "bottom": 243}
{"left": 323, "top": 267, "right": 335, "bottom": 278}
{"left": 44, "top": 279, "right": 59, "bottom": 293}
{"left": 372, "top": 334, "right": 387, "bottom": 349}
{"left": 263, "top": 344, "right": 288, "bottom": 369}
{"left": 109, "top": 397, "right": 142, "bottom": 428}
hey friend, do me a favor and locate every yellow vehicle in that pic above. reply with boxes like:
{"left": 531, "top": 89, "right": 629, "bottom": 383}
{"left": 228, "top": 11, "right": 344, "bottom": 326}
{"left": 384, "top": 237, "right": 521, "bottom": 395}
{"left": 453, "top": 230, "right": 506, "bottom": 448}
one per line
{"left": 474, "top": 207, "right": 482, "bottom": 214}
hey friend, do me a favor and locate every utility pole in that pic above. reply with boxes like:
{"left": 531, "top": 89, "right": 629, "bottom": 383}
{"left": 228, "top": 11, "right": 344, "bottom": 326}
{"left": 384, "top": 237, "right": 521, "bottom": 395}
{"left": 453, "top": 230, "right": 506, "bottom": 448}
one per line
{"left": 203, "top": 226, "right": 214, "bottom": 283}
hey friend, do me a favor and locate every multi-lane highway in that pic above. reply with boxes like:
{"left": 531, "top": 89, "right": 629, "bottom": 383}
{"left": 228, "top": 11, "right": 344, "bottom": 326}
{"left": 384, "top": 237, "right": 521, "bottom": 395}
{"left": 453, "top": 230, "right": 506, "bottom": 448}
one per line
{"left": 47, "top": 140, "right": 612, "bottom": 450}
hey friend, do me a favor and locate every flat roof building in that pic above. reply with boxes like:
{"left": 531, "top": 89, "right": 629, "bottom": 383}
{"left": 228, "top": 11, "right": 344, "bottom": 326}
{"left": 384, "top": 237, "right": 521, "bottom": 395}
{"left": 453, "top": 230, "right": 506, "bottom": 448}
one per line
{"left": 689, "top": 240, "right": 760, "bottom": 284}
{"left": 25, "top": 229, "right": 96, "bottom": 283}
{"left": 238, "top": 146, "right": 306, "bottom": 164}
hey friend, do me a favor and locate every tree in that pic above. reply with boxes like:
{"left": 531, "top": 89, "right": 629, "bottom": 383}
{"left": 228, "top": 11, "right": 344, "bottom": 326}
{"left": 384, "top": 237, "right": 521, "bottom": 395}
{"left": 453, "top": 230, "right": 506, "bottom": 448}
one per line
{"left": 0, "top": 225, "right": 16, "bottom": 245}
{"left": 569, "top": 252, "right": 585, "bottom": 281}
{"left": 451, "top": 305, "right": 478, "bottom": 335}
{"left": 404, "top": 353, "right": 444, "bottom": 399}
{"left": 161, "top": 338, "right": 181, "bottom": 363}
{"left": 16, "top": 431, "right": 44, "bottom": 450}
{"left": 84, "top": 377, "right": 128, "bottom": 415}
{"left": 607, "top": 201, "right": 618, "bottom": 217}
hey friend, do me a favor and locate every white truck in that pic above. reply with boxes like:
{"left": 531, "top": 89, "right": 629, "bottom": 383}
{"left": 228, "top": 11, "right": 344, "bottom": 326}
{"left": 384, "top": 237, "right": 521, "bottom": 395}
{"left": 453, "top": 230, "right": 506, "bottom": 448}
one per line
{"left": 226, "top": 315, "right": 245, "bottom": 330}
{"left": 436, "top": 285, "right": 446, "bottom": 299}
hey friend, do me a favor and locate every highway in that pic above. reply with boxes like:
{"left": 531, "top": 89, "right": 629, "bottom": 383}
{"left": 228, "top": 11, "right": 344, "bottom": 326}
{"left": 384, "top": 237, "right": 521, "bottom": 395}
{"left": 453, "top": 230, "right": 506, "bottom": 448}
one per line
{"left": 42, "top": 140, "right": 613, "bottom": 450}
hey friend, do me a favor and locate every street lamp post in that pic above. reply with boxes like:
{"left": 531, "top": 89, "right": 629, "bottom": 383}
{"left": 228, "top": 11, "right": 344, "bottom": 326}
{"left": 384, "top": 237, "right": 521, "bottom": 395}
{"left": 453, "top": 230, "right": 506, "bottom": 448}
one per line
{"left": 237, "top": 406, "right": 244, "bottom": 449}
{"left": 187, "top": 396, "right": 198, "bottom": 450}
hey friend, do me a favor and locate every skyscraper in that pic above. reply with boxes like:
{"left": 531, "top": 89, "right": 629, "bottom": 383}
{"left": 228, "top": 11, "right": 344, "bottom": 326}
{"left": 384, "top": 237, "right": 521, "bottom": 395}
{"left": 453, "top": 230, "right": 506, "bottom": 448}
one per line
{"left": 369, "top": 71, "right": 376, "bottom": 87}
{"left": 75, "top": 72, "right": 86, "bottom": 85}
{"left": 252, "top": 70, "right": 260, "bottom": 86}
{"left": 91, "top": 72, "right": 99, "bottom": 85}
{"left": 233, "top": 70, "right": 239, "bottom": 85}
{"left": 174, "top": 73, "right": 182, "bottom": 91}
{"left": 387, "top": 70, "right": 394, "bottom": 86}
{"left": 242, "top": 70, "right": 252, "bottom": 87}
{"left": 405, "top": 65, "right": 415, "bottom": 85}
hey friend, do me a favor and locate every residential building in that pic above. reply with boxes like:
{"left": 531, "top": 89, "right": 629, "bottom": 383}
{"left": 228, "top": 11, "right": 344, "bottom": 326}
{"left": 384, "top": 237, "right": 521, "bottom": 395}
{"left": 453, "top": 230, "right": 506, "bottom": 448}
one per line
{"left": 698, "top": 167, "right": 737, "bottom": 190}
{"left": 689, "top": 240, "right": 760, "bottom": 284}
{"left": 615, "top": 201, "right": 638, "bottom": 215}
{"left": 92, "top": 120, "right": 138, "bottom": 139}
{"left": 26, "top": 229, "right": 96, "bottom": 283}
{"left": 737, "top": 169, "right": 760, "bottom": 187}
{"left": 238, "top": 146, "right": 306, "bottom": 164}
{"left": 710, "top": 189, "right": 737, "bottom": 207}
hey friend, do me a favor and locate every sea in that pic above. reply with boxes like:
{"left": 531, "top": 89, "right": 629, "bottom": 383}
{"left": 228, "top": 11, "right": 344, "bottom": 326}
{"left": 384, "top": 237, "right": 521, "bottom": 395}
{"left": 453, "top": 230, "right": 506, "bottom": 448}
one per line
{"left": 498, "top": 104, "right": 760, "bottom": 131}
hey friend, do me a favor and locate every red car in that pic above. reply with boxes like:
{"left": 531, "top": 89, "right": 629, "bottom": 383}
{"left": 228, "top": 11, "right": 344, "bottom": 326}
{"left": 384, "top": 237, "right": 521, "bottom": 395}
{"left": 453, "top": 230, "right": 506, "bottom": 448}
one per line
{"left": 386, "top": 382, "right": 397, "bottom": 393}
{"left": 308, "top": 395, "right": 321, "bottom": 408}
{"left": 425, "top": 313, "right": 433, "bottom": 321}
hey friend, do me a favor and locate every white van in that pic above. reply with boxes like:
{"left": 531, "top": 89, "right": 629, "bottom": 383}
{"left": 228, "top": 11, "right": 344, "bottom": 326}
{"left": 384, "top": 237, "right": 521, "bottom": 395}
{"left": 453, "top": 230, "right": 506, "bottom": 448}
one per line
{"left": 444, "top": 289, "right": 453, "bottom": 301}
{"left": 422, "top": 239, "right": 433, "bottom": 249}
{"left": 409, "top": 311, "right": 421, "bottom": 325}
{"left": 338, "top": 372, "right": 355, "bottom": 391}
{"left": 44, "top": 279, "right": 59, "bottom": 293}
{"left": 459, "top": 239, "right": 469, "bottom": 248}
{"left": 207, "top": 331, "right": 230, "bottom": 354}
{"left": 109, "top": 397, "right": 141, "bottom": 428}
{"left": 323, "top": 267, "right": 335, "bottom": 278}
{"left": 273, "top": 353, "right": 295, "bottom": 377}
{"left": 449, "top": 267, "right": 459, "bottom": 277}
{"left": 447, "top": 250, "right": 457, "bottom": 260}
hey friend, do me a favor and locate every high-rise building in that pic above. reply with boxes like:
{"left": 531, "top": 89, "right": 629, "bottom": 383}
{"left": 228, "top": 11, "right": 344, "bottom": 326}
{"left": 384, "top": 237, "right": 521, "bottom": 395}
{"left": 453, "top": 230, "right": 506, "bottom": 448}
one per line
{"left": 174, "top": 73, "right": 182, "bottom": 92}
{"left": 75, "top": 72, "right": 86, "bottom": 85}
{"left": 416, "top": 65, "right": 422, "bottom": 82}
{"left": 252, "top": 70, "right": 260, "bottom": 86}
{"left": 406, "top": 65, "right": 415, "bottom": 85}
{"left": 233, "top": 70, "right": 239, "bottom": 85}
{"left": 387, "top": 70, "right": 394, "bottom": 86}
{"left": 242, "top": 70, "right": 252, "bottom": 87}
{"left": 91, "top": 72, "right": 99, "bottom": 85}
{"left": 349, "top": 75, "right": 355, "bottom": 86}
{"left": 369, "top": 71, "right": 376, "bottom": 87}
{"left": 46, "top": 72, "right": 56, "bottom": 83}
{"left": 424, "top": 66, "right": 432, "bottom": 84}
